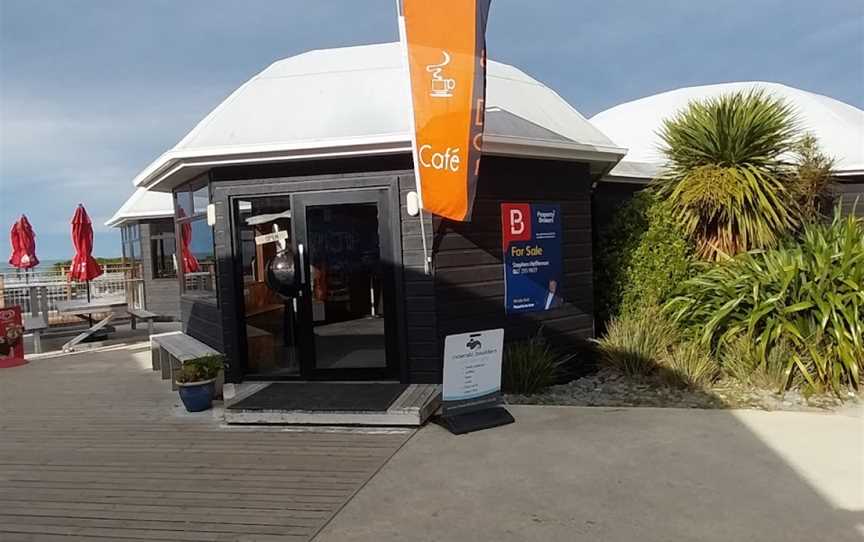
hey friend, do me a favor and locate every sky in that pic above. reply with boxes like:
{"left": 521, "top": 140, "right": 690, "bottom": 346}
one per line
{"left": 1, "top": 0, "right": 862, "bottom": 260}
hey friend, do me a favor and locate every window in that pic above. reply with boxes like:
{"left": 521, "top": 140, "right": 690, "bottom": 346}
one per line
{"left": 150, "top": 221, "right": 176, "bottom": 279}
{"left": 174, "top": 178, "right": 216, "bottom": 301}
{"left": 121, "top": 224, "right": 141, "bottom": 263}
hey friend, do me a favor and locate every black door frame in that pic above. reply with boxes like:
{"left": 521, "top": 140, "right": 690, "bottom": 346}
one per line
{"left": 213, "top": 172, "right": 409, "bottom": 384}
{"left": 292, "top": 188, "right": 398, "bottom": 380}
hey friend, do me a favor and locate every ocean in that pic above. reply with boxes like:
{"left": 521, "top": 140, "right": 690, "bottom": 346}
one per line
{"left": 1, "top": 260, "right": 66, "bottom": 275}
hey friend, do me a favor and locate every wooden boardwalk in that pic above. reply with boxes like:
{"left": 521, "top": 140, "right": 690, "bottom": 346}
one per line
{"left": 0, "top": 344, "right": 413, "bottom": 541}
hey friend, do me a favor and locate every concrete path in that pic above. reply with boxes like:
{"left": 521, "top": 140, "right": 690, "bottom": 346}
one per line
{"left": 315, "top": 404, "right": 864, "bottom": 542}
{"left": 0, "top": 345, "right": 412, "bottom": 541}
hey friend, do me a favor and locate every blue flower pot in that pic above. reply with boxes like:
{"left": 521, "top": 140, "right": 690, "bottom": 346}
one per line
{"left": 177, "top": 380, "right": 215, "bottom": 412}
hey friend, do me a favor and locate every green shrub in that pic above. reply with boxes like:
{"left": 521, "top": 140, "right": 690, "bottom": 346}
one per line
{"left": 175, "top": 355, "right": 224, "bottom": 384}
{"left": 502, "top": 335, "right": 564, "bottom": 395}
{"left": 666, "top": 208, "right": 864, "bottom": 393}
{"left": 659, "top": 341, "right": 719, "bottom": 389}
{"left": 594, "top": 191, "right": 696, "bottom": 322}
{"left": 720, "top": 335, "right": 794, "bottom": 391}
{"left": 594, "top": 306, "right": 680, "bottom": 377}
{"left": 790, "top": 133, "right": 835, "bottom": 217}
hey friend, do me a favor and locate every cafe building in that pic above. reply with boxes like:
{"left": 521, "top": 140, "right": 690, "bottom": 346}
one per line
{"left": 128, "top": 42, "right": 624, "bottom": 418}
{"left": 106, "top": 188, "right": 180, "bottom": 320}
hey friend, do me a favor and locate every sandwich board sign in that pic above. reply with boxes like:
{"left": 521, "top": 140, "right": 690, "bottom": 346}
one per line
{"left": 0, "top": 306, "right": 26, "bottom": 369}
{"left": 440, "top": 328, "right": 514, "bottom": 434}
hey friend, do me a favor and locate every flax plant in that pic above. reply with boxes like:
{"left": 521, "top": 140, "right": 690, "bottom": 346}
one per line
{"left": 666, "top": 207, "right": 864, "bottom": 394}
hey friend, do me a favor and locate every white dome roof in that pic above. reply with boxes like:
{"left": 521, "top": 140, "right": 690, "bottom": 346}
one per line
{"left": 135, "top": 42, "right": 623, "bottom": 191}
{"left": 591, "top": 82, "right": 864, "bottom": 180}
{"left": 106, "top": 187, "right": 173, "bottom": 227}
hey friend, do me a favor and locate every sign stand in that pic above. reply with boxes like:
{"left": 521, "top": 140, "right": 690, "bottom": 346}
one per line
{"left": 438, "top": 329, "right": 514, "bottom": 435}
{"left": 438, "top": 405, "right": 514, "bottom": 435}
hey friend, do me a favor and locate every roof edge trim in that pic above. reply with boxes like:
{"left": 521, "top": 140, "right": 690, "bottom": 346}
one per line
{"left": 136, "top": 136, "right": 627, "bottom": 192}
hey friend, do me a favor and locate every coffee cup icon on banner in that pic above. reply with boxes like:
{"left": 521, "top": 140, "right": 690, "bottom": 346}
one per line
{"left": 426, "top": 51, "right": 456, "bottom": 98}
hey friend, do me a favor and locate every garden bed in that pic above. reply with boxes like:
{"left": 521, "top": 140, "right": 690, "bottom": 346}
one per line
{"left": 505, "top": 368, "right": 860, "bottom": 412}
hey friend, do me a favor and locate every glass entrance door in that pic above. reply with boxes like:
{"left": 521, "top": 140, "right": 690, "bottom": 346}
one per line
{"left": 234, "top": 196, "right": 300, "bottom": 379}
{"left": 292, "top": 189, "right": 397, "bottom": 379}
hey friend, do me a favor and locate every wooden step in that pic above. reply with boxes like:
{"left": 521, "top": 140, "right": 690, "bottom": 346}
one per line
{"left": 223, "top": 383, "right": 441, "bottom": 426}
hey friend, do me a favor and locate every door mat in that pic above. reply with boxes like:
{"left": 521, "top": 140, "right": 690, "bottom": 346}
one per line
{"left": 227, "top": 382, "right": 409, "bottom": 412}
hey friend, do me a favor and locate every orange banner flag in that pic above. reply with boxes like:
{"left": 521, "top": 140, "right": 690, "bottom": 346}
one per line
{"left": 399, "top": 0, "right": 491, "bottom": 222}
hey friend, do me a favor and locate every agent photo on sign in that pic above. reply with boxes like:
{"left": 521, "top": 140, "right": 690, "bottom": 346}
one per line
{"left": 543, "top": 279, "right": 563, "bottom": 310}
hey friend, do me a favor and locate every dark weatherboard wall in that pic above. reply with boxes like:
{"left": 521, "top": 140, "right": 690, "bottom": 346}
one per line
{"left": 419, "top": 156, "right": 596, "bottom": 383}
{"left": 837, "top": 178, "right": 864, "bottom": 217}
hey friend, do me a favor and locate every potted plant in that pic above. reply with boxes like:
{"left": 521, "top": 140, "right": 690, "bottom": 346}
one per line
{"left": 175, "top": 355, "right": 224, "bottom": 412}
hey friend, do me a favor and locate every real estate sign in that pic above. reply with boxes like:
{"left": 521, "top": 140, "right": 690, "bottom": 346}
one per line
{"left": 501, "top": 203, "right": 563, "bottom": 314}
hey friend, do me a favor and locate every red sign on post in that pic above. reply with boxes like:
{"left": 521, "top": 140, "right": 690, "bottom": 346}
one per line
{"left": 0, "top": 306, "right": 27, "bottom": 368}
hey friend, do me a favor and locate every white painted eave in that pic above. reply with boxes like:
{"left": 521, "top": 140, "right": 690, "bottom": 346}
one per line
{"left": 106, "top": 211, "right": 175, "bottom": 228}
{"left": 136, "top": 135, "right": 627, "bottom": 193}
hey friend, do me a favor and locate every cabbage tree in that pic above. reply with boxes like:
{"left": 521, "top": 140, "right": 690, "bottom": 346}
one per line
{"left": 654, "top": 89, "right": 802, "bottom": 260}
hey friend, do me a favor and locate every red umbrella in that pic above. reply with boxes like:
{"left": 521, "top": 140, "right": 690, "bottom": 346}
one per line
{"left": 178, "top": 208, "right": 200, "bottom": 273}
{"left": 15, "top": 215, "right": 39, "bottom": 270}
{"left": 69, "top": 203, "right": 103, "bottom": 284}
{"left": 8, "top": 215, "right": 39, "bottom": 283}
{"left": 7, "top": 221, "right": 23, "bottom": 269}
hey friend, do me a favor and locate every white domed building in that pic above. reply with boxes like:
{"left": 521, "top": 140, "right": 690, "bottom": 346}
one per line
{"left": 589, "top": 82, "right": 864, "bottom": 227}
{"left": 119, "top": 42, "right": 625, "bottom": 404}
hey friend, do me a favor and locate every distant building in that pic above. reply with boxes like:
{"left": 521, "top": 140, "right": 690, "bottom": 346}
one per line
{"left": 590, "top": 81, "right": 864, "bottom": 228}
{"left": 106, "top": 188, "right": 180, "bottom": 319}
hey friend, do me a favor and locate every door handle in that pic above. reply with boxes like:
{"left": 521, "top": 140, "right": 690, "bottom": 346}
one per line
{"left": 298, "top": 243, "right": 306, "bottom": 286}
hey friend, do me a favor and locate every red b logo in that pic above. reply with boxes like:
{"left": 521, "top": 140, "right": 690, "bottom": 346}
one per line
{"left": 501, "top": 203, "right": 531, "bottom": 247}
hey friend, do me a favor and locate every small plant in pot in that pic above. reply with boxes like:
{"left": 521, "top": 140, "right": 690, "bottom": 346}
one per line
{"left": 175, "top": 355, "right": 224, "bottom": 412}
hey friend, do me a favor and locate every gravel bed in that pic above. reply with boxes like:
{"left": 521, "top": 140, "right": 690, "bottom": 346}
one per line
{"left": 505, "top": 368, "right": 860, "bottom": 411}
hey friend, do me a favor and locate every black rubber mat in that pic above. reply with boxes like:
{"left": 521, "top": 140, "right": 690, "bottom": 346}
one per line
{"left": 227, "top": 382, "right": 409, "bottom": 412}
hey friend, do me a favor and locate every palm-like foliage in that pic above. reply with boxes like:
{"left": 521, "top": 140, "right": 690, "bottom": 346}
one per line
{"left": 654, "top": 89, "right": 802, "bottom": 260}
{"left": 790, "top": 133, "right": 836, "bottom": 216}
{"left": 665, "top": 207, "right": 864, "bottom": 394}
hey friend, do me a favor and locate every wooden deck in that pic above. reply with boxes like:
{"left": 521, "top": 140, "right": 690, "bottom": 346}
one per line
{"left": 0, "top": 344, "right": 413, "bottom": 541}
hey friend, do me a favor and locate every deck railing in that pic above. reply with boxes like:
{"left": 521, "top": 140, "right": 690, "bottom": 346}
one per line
{"left": 0, "top": 264, "right": 145, "bottom": 325}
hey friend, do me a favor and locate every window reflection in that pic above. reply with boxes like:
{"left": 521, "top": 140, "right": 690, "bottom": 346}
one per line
{"left": 174, "top": 178, "right": 216, "bottom": 301}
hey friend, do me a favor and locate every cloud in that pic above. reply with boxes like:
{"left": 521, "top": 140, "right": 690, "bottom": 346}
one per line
{"left": 1, "top": 0, "right": 862, "bottom": 261}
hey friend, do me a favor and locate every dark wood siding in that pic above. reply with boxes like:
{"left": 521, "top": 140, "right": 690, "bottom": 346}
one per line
{"left": 181, "top": 298, "right": 223, "bottom": 352}
{"left": 427, "top": 156, "right": 596, "bottom": 383}
{"left": 837, "top": 178, "right": 864, "bottom": 217}
{"left": 398, "top": 175, "right": 439, "bottom": 383}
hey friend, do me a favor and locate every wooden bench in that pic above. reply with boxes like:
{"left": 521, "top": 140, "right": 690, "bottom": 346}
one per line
{"left": 150, "top": 332, "right": 223, "bottom": 394}
{"left": 128, "top": 308, "right": 158, "bottom": 335}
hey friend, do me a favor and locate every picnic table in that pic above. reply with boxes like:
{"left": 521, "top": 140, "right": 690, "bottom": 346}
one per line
{"left": 56, "top": 295, "right": 128, "bottom": 352}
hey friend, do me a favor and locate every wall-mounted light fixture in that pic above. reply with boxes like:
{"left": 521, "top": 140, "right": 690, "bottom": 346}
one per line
{"left": 406, "top": 191, "right": 420, "bottom": 216}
